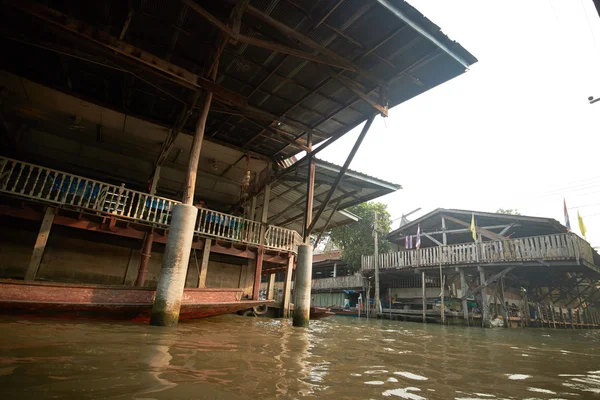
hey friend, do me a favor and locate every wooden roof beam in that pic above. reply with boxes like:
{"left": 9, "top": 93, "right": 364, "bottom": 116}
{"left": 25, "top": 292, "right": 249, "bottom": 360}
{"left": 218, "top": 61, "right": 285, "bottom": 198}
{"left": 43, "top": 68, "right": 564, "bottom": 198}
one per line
{"left": 181, "top": 0, "right": 364, "bottom": 71}
{"left": 246, "top": 4, "right": 387, "bottom": 86}
{"left": 441, "top": 215, "right": 507, "bottom": 241}
{"left": 11, "top": 1, "right": 247, "bottom": 108}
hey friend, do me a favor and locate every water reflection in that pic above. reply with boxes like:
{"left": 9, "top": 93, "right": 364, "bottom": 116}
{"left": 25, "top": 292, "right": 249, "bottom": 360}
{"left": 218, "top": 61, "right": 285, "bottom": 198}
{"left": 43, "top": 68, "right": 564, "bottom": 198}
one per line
{"left": 0, "top": 316, "right": 599, "bottom": 399}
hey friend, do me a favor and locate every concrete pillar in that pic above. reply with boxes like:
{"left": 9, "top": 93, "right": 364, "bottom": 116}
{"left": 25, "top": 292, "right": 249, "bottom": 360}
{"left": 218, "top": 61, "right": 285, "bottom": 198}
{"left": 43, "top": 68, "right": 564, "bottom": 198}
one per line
{"left": 293, "top": 244, "right": 313, "bottom": 327}
{"left": 267, "top": 273, "right": 276, "bottom": 300}
{"left": 150, "top": 204, "right": 198, "bottom": 326}
{"left": 252, "top": 249, "right": 264, "bottom": 299}
{"left": 459, "top": 269, "right": 469, "bottom": 326}
{"left": 282, "top": 256, "right": 294, "bottom": 318}
{"left": 197, "top": 238, "right": 211, "bottom": 288}
{"left": 332, "top": 262, "right": 337, "bottom": 278}
{"left": 25, "top": 207, "right": 55, "bottom": 281}
{"left": 135, "top": 231, "right": 154, "bottom": 286}
{"left": 479, "top": 267, "right": 490, "bottom": 328}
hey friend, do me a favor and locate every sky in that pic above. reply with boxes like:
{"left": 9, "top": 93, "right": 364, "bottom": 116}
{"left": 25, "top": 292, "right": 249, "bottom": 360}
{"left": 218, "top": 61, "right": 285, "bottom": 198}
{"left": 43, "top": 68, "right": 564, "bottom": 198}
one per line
{"left": 317, "top": 0, "right": 600, "bottom": 248}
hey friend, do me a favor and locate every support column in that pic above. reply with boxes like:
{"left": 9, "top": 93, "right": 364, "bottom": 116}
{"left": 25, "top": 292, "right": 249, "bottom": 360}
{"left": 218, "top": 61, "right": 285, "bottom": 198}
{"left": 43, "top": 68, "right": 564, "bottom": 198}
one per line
{"left": 293, "top": 245, "right": 313, "bottom": 327}
{"left": 267, "top": 273, "right": 276, "bottom": 300}
{"left": 25, "top": 207, "right": 55, "bottom": 281}
{"left": 135, "top": 231, "right": 154, "bottom": 286}
{"left": 282, "top": 256, "right": 294, "bottom": 318}
{"left": 197, "top": 238, "right": 211, "bottom": 288}
{"left": 151, "top": 74, "right": 213, "bottom": 326}
{"left": 333, "top": 262, "right": 337, "bottom": 278}
{"left": 459, "top": 269, "right": 469, "bottom": 326}
{"left": 479, "top": 267, "right": 490, "bottom": 328}
{"left": 294, "top": 130, "right": 315, "bottom": 327}
{"left": 252, "top": 248, "right": 264, "bottom": 300}
{"left": 150, "top": 204, "right": 198, "bottom": 326}
{"left": 421, "top": 270, "right": 426, "bottom": 323}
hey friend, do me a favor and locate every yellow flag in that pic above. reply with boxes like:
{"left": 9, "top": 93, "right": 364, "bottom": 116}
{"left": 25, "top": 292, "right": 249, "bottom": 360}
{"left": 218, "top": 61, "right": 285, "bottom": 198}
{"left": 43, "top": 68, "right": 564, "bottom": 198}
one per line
{"left": 471, "top": 213, "right": 477, "bottom": 242}
{"left": 578, "top": 211, "right": 587, "bottom": 238}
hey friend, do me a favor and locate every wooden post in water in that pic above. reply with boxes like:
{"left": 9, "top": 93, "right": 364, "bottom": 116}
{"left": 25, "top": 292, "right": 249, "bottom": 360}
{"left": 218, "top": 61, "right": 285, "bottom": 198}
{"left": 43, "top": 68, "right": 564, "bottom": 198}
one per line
{"left": 558, "top": 306, "right": 564, "bottom": 328}
{"left": 135, "top": 231, "right": 154, "bottom": 286}
{"left": 500, "top": 277, "right": 509, "bottom": 328}
{"left": 439, "top": 266, "right": 445, "bottom": 324}
{"left": 568, "top": 308, "right": 575, "bottom": 329}
{"left": 421, "top": 270, "right": 426, "bottom": 323}
{"left": 479, "top": 267, "right": 489, "bottom": 328}
{"left": 550, "top": 303, "right": 556, "bottom": 329}
{"left": 459, "top": 268, "right": 469, "bottom": 326}
{"left": 389, "top": 287, "right": 392, "bottom": 321}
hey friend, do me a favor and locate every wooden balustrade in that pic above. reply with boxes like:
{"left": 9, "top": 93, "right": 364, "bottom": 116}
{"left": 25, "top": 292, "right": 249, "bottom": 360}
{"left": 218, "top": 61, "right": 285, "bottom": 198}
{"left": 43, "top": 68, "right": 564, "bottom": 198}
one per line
{"left": 362, "top": 232, "right": 594, "bottom": 271}
{"left": 0, "top": 156, "right": 299, "bottom": 253}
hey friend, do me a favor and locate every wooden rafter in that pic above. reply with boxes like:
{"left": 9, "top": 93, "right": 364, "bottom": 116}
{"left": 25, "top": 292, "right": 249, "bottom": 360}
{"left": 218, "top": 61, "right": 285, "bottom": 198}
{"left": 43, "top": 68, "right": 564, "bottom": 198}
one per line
{"left": 442, "top": 215, "right": 507, "bottom": 241}
{"left": 10, "top": 1, "right": 247, "bottom": 108}
{"left": 181, "top": 0, "right": 367, "bottom": 71}
{"left": 245, "top": 4, "right": 387, "bottom": 86}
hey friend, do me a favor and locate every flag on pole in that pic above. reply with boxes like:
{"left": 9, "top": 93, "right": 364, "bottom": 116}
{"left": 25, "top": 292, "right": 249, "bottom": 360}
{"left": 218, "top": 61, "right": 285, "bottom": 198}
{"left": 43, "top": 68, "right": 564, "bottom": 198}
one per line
{"left": 578, "top": 211, "right": 587, "bottom": 238}
{"left": 405, "top": 235, "right": 413, "bottom": 249}
{"left": 470, "top": 213, "right": 477, "bottom": 242}
{"left": 416, "top": 224, "right": 421, "bottom": 249}
{"left": 564, "top": 199, "right": 571, "bottom": 231}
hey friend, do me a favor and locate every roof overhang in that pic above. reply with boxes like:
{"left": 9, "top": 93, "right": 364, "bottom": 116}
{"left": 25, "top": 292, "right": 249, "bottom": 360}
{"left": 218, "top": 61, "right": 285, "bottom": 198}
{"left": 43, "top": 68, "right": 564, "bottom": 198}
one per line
{"left": 0, "top": 0, "right": 477, "bottom": 161}
{"left": 388, "top": 208, "right": 569, "bottom": 246}
{"left": 266, "top": 158, "right": 400, "bottom": 233}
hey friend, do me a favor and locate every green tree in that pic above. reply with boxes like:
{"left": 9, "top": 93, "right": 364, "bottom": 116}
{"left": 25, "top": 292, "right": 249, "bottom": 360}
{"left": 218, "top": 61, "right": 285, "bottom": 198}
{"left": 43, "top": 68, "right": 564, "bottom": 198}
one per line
{"left": 496, "top": 208, "right": 520, "bottom": 215}
{"left": 328, "top": 202, "right": 392, "bottom": 273}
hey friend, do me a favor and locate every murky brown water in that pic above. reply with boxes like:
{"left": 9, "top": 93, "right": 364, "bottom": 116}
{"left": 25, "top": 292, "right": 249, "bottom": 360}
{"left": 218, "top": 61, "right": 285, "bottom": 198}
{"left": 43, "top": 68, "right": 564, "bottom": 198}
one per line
{"left": 0, "top": 315, "right": 599, "bottom": 399}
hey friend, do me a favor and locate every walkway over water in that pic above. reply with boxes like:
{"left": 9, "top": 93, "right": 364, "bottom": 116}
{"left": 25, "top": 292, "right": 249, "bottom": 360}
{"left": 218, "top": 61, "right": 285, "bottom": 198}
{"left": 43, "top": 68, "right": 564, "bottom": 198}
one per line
{"left": 0, "top": 157, "right": 301, "bottom": 253}
{"left": 362, "top": 232, "right": 596, "bottom": 272}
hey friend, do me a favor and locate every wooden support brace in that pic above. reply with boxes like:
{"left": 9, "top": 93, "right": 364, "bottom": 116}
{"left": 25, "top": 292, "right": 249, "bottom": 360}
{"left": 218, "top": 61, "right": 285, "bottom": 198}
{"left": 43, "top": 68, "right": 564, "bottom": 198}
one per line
{"left": 267, "top": 273, "right": 276, "bottom": 300}
{"left": 25, "top": 207, "right": 55, "bottom": 281}
{"left": 252, "top": 248, "right": 264, "bottom": 300}
{"left": 198, "top": 238, "right": 211, "bottom": 288}
{"left": 461, "top": 266, "right": 515, "bottom": 301}
{"left": 282, "top": 255, "right": 294, "bottom": 318}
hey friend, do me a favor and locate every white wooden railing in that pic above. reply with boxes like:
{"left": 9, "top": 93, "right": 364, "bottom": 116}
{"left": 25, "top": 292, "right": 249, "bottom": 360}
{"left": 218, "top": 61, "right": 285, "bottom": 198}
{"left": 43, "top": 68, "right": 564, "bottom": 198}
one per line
{"left": 0, "top": 156, "right": 300, "bottom": 253}
{"left": 362, "top": 233, "right": 595, "bottom": 270}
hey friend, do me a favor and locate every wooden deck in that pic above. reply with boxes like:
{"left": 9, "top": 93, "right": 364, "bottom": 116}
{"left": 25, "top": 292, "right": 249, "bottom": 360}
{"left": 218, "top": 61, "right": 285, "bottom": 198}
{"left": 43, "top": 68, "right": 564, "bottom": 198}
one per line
{"left": 0, "top": 156, "right": 301, "bottom": 253}
{"left": 362, "top": 233, "right": 595, "bottom": 271}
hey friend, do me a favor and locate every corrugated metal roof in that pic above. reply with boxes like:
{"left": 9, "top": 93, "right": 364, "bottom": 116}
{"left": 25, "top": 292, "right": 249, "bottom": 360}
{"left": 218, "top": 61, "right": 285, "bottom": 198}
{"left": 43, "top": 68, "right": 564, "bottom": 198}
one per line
{"left": 0, "top": 0, "right": 477, "bottom": 162}
{"left": 265, "top": 157, "right": 400, "bottom": 233}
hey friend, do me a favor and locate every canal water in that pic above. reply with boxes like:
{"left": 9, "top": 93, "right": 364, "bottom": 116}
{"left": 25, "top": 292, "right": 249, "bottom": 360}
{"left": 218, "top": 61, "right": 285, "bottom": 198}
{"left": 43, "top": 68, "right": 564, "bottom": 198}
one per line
{"left": 1, "top": 315, "right": 599, "bottom": 399}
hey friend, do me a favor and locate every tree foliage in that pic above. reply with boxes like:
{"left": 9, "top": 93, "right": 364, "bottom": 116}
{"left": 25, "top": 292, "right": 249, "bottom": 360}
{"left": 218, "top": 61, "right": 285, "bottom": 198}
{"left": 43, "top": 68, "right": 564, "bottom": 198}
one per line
{"left": 328, "top": 202, "right": 392, "bottom": 273}
{"left": 496, "top": 208, "right": 520, "bottom": 215}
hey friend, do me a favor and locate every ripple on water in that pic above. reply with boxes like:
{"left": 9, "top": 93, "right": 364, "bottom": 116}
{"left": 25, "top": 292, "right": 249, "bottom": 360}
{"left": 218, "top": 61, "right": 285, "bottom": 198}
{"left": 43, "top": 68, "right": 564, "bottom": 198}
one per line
{"left": 527, "top": 387, "right": 556, "bottom": 394}
{"left": 506, "top": 374, "right": 532, "bottom": 380}
{"left": 394, "top": 371, "right": 428, "bottom": 381}
{"left": 364, "top": 381, "right": 385, "bottom": 385}
{"left": 382, "top": 387, "right": 425, "bottom": 399}
{"left": 364, "top": 370, "right": 388, "bottom": 374}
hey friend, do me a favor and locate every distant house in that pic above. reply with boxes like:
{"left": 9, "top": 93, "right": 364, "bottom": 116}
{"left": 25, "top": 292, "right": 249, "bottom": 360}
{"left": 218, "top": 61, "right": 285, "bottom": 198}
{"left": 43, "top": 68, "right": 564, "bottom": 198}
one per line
{"left": 311, "top": 250, "right": 363, "bottom": 308}
{"left": 361, "top": 209, "right": 600, "bottom": 327}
